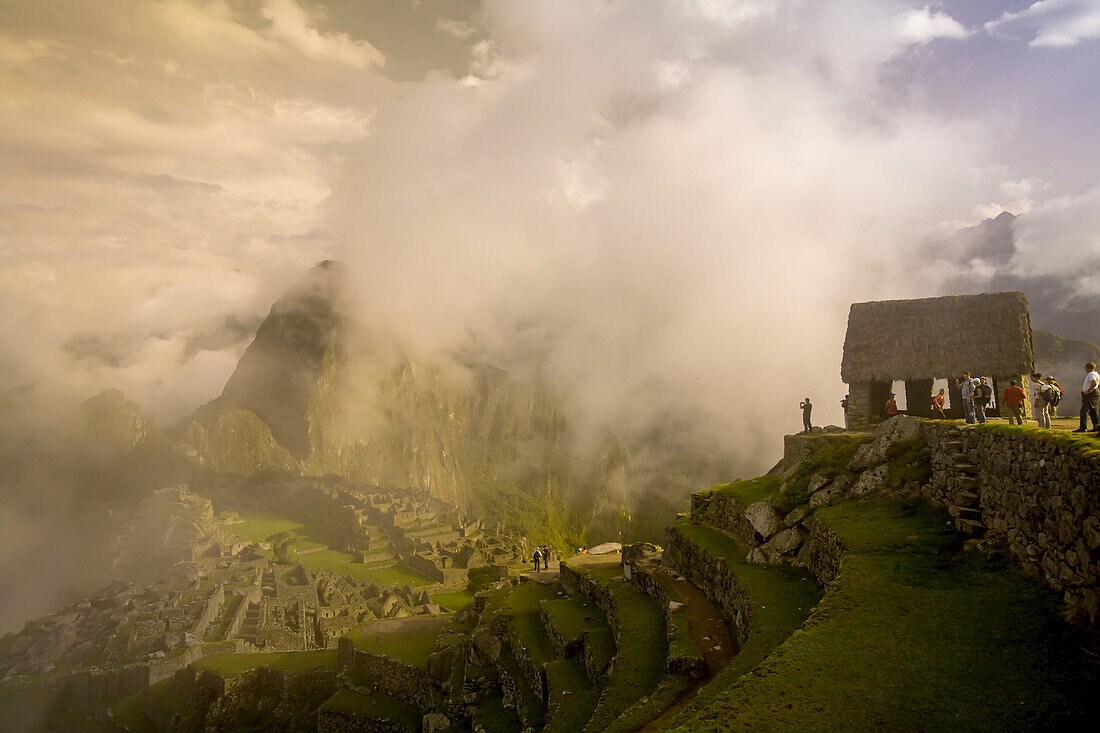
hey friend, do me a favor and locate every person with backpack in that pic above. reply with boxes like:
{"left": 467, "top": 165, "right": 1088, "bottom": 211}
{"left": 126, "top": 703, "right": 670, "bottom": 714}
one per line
{"left": 1044, "top": 375, "right": 1063, "bottom": 419}
{"left": 958, "top": 373, "right": 976, "bottom": 424}
{"left": 1031, "top": 373, "right": 1051, "bottom": 428}
{"left": 1074, "top": 362, "right": 1100, "bottom": 433}
{"left": 532, "top": 547, "right": 542, "bottom": 572}
{"left": 1003, "top": 379, "right": 1026, "bottom": 425}
{"left": 973, "top": 377, "right": 990, "bottom": 424}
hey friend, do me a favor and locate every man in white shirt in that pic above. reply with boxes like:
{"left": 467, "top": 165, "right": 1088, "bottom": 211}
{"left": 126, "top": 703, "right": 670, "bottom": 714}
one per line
{"left": 1030, "top": 373, "right": 1050, "bottom": 429}
{"left": 958, "top": 373, "right": 975, "bottom": 424}
{"left": 1075, "top": 361, "right": 1100, "bottom": 433}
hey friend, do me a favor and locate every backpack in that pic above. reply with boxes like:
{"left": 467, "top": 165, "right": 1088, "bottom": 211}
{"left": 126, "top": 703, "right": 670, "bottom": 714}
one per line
{"left": 1046, "top": 385, "right": 1062, "bottom": 406}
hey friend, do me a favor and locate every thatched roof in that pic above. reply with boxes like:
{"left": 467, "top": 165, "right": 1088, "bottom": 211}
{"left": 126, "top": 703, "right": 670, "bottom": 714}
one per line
{"left": 841, "top": 292, "right": 1033, "bottom": 383}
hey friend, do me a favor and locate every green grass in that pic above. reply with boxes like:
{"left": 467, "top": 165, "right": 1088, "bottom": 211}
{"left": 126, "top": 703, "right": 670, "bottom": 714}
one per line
{"left": 667, "top": 497, "right": 1097, "bottom": 731}
{"left": 226, "top": 508, "right": 432, "bottom": 586}
{"left": 318, "top": 689, "right": 421, "bottom": 727}
{"left": 604, "top": 674, "right": 694, "bottom": 733}
{"left": 541, "top": 594, "right": 609, "bottom": 644}
{"left": 191, "top": 649, "right": 337, "bottom": 677}
{"left": 544, "top": 659, "right": 600, "bottom": 732}
{"left": 883, "top": 436, "right": 933, "bottom": 486}
{"left": 468, "top": 565, "right": 500, "bottom": 592}
{"left": 475, "top": 695, "right": 524, "bottom": 732}
{"left": 501, "top": 581, "right": 560, "bottom": 664}
{"left": 706, "top": 475, "right": 782, "bottom": 505}
{"left": 433, "top": 589, "right": 476, "bottom": 612}
{"left": 974, "top": 421, "right": 1100, "bottom": 456}
{"left": 779, "top": 434, "right": 873, "bottom": 511}
{"left": 665, "top": 519, "right": 822, "bottom": 727}
{"left": 109, "top": 677, "right": 187, "bottom": 732}
{"left": 224, "top": 509, "right": 304, "bottom": 542}
{"left": 571, "top": 567, "right": 668, "bottom": 732}
{"left": 344, "top": 620, "right": 447, "bottom": 669}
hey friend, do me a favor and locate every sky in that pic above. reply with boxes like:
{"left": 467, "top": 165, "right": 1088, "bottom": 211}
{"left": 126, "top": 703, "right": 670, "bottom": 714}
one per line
{"left": 1, "top": 0, "right": 1099, "bottom": 440}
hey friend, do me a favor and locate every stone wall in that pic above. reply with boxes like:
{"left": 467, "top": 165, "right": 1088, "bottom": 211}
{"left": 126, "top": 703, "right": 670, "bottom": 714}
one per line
{"left": 317, "top": 708, "right": 414, "bottom": 733}
{"left": 662, "top": 526, "right": 751, "bottom": 647}
{"left": 623, "top": 560, "right": 707, "bottom": 678}
{"left": 919, "top": 421, "right": 1100, "bottom": 626}
{"left": 689, "top": 491, "right": 756, "bottom": 546}
{"left": 337, "top": 637, "right": 439, "bottom": 709}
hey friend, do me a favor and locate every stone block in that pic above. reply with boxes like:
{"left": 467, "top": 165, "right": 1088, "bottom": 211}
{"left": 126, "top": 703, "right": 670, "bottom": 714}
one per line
{"left": 744, "top": 501, "right": 780, "bottom": 540}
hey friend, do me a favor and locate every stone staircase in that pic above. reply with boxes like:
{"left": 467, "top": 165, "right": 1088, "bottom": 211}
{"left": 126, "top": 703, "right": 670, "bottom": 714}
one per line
{"left": 944, "top": 432, "right": 987, "bottom": 536}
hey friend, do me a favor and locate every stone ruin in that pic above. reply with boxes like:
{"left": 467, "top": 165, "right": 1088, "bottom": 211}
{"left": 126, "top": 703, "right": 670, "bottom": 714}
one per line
{"left": 841, "top": 292, "right": 1035, "bottom": 430}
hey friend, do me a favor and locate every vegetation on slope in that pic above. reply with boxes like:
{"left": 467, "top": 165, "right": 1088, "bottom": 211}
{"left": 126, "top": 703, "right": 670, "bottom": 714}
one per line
{"left": 669, "top": 497, "right": 1097, "bottom": 731}
{"left": 570, "top": 566, "right": 668, "bottom": 732}
{"left": 344, "top": 618, "right": 448, "bottom": 669}
{"left": 665, "top": 519, "right": 822, "bottom": 727}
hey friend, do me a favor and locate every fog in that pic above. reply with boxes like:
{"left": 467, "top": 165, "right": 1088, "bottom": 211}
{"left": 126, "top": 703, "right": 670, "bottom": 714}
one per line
{"left": 2, "top": 0, "right": 1099, "bottom": 632}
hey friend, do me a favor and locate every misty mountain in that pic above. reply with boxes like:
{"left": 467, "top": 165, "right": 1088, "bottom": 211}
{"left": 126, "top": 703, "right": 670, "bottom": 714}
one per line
{"left": 170, "top": 261, "right": 732, "bottom": 548}
{"left": 927, "top": 212, "right": 1099, "bottom": 344}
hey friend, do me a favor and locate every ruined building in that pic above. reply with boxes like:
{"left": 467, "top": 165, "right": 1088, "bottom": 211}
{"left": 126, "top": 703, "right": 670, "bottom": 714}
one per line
{"left": 841, "top": 292, "right": 1035, "bottom": 430}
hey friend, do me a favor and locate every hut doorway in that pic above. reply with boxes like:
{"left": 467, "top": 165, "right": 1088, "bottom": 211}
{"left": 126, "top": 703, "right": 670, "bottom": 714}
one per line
{"left": 905, "top": 378, "right": 934, "bottom": 418}
{"left": 870, "top": 380, "right": 893, "bottom": 419}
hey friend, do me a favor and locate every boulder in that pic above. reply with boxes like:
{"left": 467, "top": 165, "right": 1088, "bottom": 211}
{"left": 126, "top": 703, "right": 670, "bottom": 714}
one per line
{"left": 744, "top": 501, "right": 781, "bottom": 540}
{"left": 424, "top": 713, "right": 450, "bottom": 733}
{"left": 760, "top": 526, "right": 805, "bottom": 557}
{"left": 849, "top": 415, "right": 922, "bottom": 470}
{"left": 849, "top": 465, "right": 890, "bottom": 497}
{"left": 470, "top": 627, "right": 501, "bottom": 665}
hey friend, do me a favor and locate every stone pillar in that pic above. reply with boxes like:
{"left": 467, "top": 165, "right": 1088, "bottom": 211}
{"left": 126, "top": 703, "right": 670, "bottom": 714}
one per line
{"left": 947, "top": 378, "right": 964, "bottom": 419}
{"left": 846, "top": 381, "right": 872, "bottom": 430}
{"left": 904, "top": 378, "right": 934, "bottom": 418}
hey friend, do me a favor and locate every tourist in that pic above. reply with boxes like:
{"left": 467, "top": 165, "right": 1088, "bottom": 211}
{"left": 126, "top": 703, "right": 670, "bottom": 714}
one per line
{"left": 1003, "top": 380, "right": 1026, "bottom": 425}
{"left": 974, "top": 377, "right": 990, "bottom": 424}
{"left": 958, "top": 373, "right": 976, "bottom": 424}
{"left": 1074, "top": 362, "right": 1100, "bottom": 433}
{"left": 840, "top": 395, "right": 849, "bottom": 429}
{"left": 542, "top": 546, "right": 550, "bottom": 570}
{"left": 931, "top": 389, "right": 946, "bottom": 419}
{"left": 885, "top": 393, "right": 898, "bottom": 416}
{"left": 1048, "top": 375, "right": 1065, "bottom": 417}
{"left": 800, "top": 397, "right": 813, "bottom": 433}
{"left": 532, "top": 547, "right": 542, "bottom": 572}
{"left": 1031, "top": 373, "right": 1051, "bottom": 429}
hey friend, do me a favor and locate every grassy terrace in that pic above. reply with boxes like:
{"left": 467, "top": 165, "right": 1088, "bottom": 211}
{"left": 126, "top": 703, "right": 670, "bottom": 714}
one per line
{"left": 973, "top": 421, "right": 1100, "bottom": 456}
{"left": 318, "top": 689, "right": 420, "bottom": 728}
{"left": 225, "top": 508, "right": 434, "bottom": 587}
{"left": 669, "top": 497, "right": 1097, "bottom": 731}
{"left": 110, "top": 677, "right": 186, "bottom": 733}
{"left": 666, "top": 518, "right": 821, "bottom": 727}
{"left": 704, "top": 475, "right": 782, "bottom": 505}
{"left": 433, "top": 588, "right": 475, "bottom": 612}
{"left": 499, "top": 581, "right": 599, "bottom": 731}
{"left": 192, "top": 649, "right": 338, "bottom": 677}
{"left": 570, "top": 566, "right": 667, "bottom": 733}
{"left": 344, "top": 617, "right": 448, "bottom": 669}
{"left": 541, "top": 594, "right": 609, "bottom": 645}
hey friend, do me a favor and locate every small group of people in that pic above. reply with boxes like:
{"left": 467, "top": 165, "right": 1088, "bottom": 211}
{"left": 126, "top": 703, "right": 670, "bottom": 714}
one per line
{"left": 1029, "top": 372, "right": 1065, "bottom": 429}
{"left": 531, "top": 545, "right": 552, "bottom": 572}
{"left": 954, "top": 373, "right": 1001, "bottom": 424}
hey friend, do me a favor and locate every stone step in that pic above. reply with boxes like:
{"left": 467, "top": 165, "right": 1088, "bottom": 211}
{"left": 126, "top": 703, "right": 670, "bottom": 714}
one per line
{"left": 953, "top": 463, "right": 980, "bottom": 476}
{"left": 944, "top": 440, "right": 963, "bottom": 450}
{"left": 956, "top": 518, "right": 986, "bottom": 536}
{"left": 955, "top": 476, "right": 980, "bottom": 491}
{"left": 954, "top": 491, "right": 979, "bottom": 507}
{"left": 956, "top": 507, "right": 982, "bottom": 519}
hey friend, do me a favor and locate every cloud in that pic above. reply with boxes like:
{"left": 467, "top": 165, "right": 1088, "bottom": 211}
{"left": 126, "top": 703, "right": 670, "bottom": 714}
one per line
{"left": 900, "top": 5, "right": 972, "bottom": 43}
{"left": 0, "top": 0, "right": 385, "bottom": 420}
{"left": 261, "top": 0, "right": 385, "bottom": 68}
{"left": 986, "top": 0, "right": 1100, "bottom": 47}
{"left": 1009, "top": 183, "right": 1100, "bottom": 297}
{"left": 329, "top": 0, "right": 999, "bottom": 465}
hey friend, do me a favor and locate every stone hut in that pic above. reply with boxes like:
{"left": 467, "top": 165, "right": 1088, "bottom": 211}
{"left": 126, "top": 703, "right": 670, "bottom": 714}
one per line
{"left": 841, "top": 292, "right": 1034, "bottom": 429}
